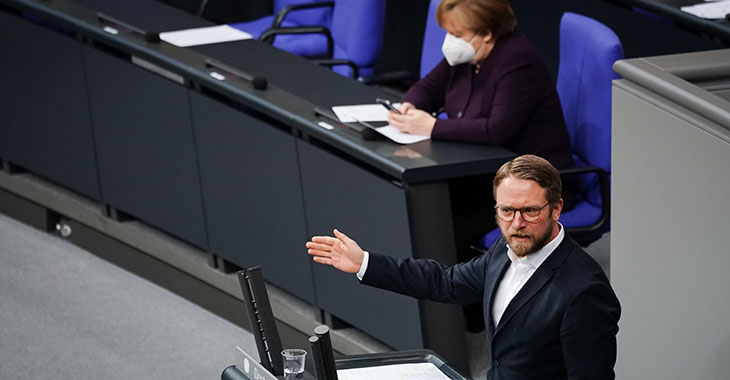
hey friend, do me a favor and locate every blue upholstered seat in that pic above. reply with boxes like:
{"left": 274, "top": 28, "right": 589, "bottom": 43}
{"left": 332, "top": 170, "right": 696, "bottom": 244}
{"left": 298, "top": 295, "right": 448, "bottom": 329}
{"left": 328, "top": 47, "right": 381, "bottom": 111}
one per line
{"left": 327, "top": 0, "right": 385, "bottom": 78}
{"left": 229, "top": 0, "right": 332, "bottom": 57}
{"left": 419, "top": 0, "right": 447, "bottom": 78}
{"left": 232, "top": 0, "right": 384, "bottom": 80}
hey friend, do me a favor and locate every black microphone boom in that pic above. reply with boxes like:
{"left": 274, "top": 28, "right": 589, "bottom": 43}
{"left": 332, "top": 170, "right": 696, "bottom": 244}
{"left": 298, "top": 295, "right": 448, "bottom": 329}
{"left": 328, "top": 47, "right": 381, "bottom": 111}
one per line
{"left": 97, "top": 12, "right": 160, "bottom": 42}
{"left": 313, "top": 107, "right": 377, "bottom": 141}
{"left": 205, "top": 58, "right": 268, "bottom": 90}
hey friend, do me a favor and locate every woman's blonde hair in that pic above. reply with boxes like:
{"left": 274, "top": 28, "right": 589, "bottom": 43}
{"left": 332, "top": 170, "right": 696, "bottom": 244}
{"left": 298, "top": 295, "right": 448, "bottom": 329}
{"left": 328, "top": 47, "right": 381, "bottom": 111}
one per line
{"left": 436, "top": 0, "right": 517, "bottom": 40}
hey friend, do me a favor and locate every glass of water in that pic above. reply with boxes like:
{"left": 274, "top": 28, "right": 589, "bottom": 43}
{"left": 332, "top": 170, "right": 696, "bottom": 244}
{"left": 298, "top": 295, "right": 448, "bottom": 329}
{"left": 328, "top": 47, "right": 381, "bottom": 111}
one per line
{"left": 281, "top": 348, "right": 307, "bottom": 380}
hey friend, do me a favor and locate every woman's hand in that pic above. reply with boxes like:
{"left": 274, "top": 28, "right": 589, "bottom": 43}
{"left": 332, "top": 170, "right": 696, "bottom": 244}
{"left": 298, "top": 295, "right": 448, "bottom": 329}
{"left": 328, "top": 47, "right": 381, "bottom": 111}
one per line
{"left": 388, "top": 105, "right": 436, "bottom": 136}
{"left": 397, "top": 102, "right": 417, "bottom": 114}
{"left": 306, "top": 229, "right": 364, "bottom": 274}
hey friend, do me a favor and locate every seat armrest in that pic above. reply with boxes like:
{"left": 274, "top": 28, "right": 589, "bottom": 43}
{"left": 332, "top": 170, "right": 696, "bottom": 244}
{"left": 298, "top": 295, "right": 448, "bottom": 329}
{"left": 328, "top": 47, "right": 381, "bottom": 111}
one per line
{"left": 259, "top": 26, "right": 334, "bottom": 57}
{"left": 314, "top": 58, "right": 360, "bottom": 79}
{"left": 272, "top": 1, "right": 335, "bottom": 28}
{"left": 559, "top": 165, "right": 611, "bottom": 236}
{"left": 360, "top": 70, "right": 418, "bottom": 87}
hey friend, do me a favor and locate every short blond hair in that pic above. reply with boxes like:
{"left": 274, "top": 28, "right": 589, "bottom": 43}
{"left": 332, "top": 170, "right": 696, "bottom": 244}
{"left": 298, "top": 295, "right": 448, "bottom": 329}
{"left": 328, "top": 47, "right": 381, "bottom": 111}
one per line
{"left": 493, "top": 155, "right": 562, "bottom": 204}
{"left": 436, "top": 0, "right": 517, "bottom": 40}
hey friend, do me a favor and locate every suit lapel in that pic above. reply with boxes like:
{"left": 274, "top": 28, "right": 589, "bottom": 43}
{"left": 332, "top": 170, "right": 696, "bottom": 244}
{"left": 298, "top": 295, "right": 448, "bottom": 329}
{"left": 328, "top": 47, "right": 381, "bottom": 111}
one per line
{"left": 485, "top": 243, "right": 511, "bottom": 336}
{"left": 493, "top": 237, "right": 575, "bottom": 336}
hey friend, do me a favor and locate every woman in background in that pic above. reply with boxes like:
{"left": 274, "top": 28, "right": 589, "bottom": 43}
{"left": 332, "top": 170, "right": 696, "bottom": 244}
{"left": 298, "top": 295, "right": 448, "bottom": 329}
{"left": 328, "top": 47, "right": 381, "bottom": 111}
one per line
{"left": 388, "top": 0, "right": 574, "bottom": 176}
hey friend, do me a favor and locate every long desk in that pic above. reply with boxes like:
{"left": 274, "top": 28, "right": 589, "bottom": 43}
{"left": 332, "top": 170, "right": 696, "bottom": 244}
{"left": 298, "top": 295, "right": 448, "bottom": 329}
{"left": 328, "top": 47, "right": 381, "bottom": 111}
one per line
{"left": 0, "top": 0, "right": 515, "bottom": 373}
{"left": 613, "top": 0, "right": 730, "bottom": 42}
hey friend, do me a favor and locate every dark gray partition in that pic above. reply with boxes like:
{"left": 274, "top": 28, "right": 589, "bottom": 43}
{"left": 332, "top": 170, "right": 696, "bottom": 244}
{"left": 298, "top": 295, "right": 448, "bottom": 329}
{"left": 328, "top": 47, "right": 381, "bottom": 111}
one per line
{"left": 190, "top": 91, "right": 313, "bottom": 302}
{"left": 0, "top": 11, "right": 100, "bottom": 200}
{"left": 82, "top": 45, "right": 207, "bottom": 249}
{"left": 298, "top": 140, "right": 423, "bottom": 350}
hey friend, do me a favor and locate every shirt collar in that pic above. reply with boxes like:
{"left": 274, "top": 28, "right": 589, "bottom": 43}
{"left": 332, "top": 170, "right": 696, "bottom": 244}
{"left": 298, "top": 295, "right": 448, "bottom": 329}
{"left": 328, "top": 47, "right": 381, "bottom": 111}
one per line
{"left": 506, "top": 222, "right": 564, "bottom": 267}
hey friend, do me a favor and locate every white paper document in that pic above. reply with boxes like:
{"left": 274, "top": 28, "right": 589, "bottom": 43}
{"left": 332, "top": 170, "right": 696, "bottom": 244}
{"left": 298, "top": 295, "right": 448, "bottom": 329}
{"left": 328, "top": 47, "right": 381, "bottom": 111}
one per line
{"left": 681, "top": 0, "right": 730, "bottom": 19}
{"left": 374, "top": 125, "right": 430, "bottom": 144}
{"left": 160, "top": 25, "right": 252, "bottom": 47}
{"left": 332, "top": 104, "right": 390, "bottom": 122}
{"left": 331, "top": 104, "right": 430, "bottom": 144}
{"left": 337, "top": 362, "right": 451, "bottom": 380}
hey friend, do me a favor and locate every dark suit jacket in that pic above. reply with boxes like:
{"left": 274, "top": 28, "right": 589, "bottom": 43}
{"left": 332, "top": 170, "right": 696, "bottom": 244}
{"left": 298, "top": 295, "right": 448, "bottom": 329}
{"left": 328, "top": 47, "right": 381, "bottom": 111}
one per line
{"left": 362, "top": 234, "right": 620, "bottom": 380}
{"left": 404, "top": 31, "right": 574, "bottom": 172}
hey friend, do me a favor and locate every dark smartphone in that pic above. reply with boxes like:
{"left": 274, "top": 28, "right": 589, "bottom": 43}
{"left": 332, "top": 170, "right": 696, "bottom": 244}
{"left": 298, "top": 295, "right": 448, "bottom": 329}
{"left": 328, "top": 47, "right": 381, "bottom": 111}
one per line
{"left": 376, "top": 98, "right": 401, "bottom": 114}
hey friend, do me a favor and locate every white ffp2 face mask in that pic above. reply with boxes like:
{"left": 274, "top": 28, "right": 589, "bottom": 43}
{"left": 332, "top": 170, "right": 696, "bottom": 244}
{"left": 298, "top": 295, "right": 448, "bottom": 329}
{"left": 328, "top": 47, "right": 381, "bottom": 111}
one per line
{"left": 441, "top": 33, "right": 479, "bottom": 66}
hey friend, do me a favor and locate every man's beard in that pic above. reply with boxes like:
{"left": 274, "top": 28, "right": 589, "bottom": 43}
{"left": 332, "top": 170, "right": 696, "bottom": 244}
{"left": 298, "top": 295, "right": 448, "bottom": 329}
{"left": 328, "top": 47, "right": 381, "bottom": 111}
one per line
{"left": 503, "top": 223, "right": 554, "bottom": 257}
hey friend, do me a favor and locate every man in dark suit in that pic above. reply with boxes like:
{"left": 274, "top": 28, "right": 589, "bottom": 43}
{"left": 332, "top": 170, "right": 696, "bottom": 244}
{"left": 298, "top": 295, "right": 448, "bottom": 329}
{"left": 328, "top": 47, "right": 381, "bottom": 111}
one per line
{"left": 306, "top": 154, "right": 620, "bottom": 379}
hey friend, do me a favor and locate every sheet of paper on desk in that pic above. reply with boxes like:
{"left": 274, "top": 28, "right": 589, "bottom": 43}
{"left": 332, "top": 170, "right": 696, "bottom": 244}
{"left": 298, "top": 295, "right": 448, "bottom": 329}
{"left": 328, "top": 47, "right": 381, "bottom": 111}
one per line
{"left": 160, "top": 25, "right": 252, "bottom": 47}
{"left": 375, "top": 125, "right": 430, "bottom": 144}
{"left": 332, "top": 104, "right": 390, "bottom": 122}
{"left": 332, "top": 103, "right": 427, "bottom": 144}
{"left": 337, "top": 362, "right": 451, "bottom": 380}
{"left": 681, "top": 0, "right": 730, "bottom": 19}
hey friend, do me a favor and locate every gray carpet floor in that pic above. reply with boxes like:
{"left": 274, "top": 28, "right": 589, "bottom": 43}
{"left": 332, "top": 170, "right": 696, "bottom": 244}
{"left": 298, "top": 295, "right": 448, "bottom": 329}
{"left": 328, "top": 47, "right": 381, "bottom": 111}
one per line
{"left": 0, "top": 212, "right": 257, "bottom": 380}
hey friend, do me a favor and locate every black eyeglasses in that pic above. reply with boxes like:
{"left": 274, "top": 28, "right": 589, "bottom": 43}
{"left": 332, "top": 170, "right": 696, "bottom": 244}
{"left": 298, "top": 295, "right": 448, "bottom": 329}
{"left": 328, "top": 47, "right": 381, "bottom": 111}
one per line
{"left": 494, "top": 202, "right": 551, "bottom": 222}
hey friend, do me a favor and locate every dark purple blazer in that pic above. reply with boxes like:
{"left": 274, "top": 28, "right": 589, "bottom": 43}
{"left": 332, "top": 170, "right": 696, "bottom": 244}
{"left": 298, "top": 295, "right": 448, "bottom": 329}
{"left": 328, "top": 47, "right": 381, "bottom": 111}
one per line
{"left": 362, "top": 234, "right": 620, "bottom": 380}
{"left": 404, "top": 32, "right": 574, "bottom": 171}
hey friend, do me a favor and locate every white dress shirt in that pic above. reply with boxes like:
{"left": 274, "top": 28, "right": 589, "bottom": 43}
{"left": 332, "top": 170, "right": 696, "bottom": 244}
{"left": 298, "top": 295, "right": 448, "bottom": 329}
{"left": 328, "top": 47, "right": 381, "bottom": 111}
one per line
{"left": 356, "top": 223, "right": 564, "bottom": 328}
{"left": 492, "top": 223, "right": 564, "bottom": 326}
{"left": 356, "top": 250, "right": 370, "bottom": 281}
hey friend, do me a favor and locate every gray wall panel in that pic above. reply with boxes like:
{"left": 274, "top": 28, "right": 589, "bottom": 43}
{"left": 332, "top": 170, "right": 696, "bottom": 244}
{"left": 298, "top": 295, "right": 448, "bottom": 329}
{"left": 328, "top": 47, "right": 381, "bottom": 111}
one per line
{"left": 299, "top": 140, "right": 423, "bottom": 350}
{"left": 0, "top": 12, "right": 100, "bottom": 200}
{"left": 190, "top": 91, "right": 313, "bottom": 303}
{"left": 83, "top": 46, "right": 207, "bottom": 249}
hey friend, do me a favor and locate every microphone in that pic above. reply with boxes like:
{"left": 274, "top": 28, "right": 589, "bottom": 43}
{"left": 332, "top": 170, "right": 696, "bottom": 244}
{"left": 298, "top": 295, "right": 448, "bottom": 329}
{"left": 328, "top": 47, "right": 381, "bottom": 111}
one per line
{"left": 221, "top": 365, "right": 248, "bottom": 380}
{"left": 312, "top": 325, "right": 338, "bottom": 380}
{"left": 205, "top": 58, "right": 268, "bottom": 90}
{"left": 250, "top": 76, "right": 269, "bottom": 91}
{"left": 308, "top": 336, "right": 328, "bottom": 380}
{"left": 313, "top": 107, "right": 377, "bottom": 141}
{"left": 97, "top": 13, "right": 160, "bottom": 43}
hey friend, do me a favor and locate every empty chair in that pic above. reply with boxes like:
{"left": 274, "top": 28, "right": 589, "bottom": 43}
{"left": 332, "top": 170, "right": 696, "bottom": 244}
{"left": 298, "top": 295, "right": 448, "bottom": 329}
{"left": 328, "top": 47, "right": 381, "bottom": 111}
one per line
{"left": 253, "top": 0, "right": 385, "bottom": 79}
{"left": 229, "top": 0, "right": 332, "bottom": 57}
{"left": 477, "top": 12, "right": 624, "bottom": 249}
{"left": 319, "top": 0, "right": 385, "bottom": 78}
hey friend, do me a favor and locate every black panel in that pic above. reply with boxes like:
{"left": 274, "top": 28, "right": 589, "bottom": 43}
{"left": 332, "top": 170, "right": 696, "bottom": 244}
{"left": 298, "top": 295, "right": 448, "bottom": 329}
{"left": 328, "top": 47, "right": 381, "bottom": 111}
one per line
{"left": 190, "top": 91, "right": 313, "bottom": 302}
{"left": 299, "top": 140, "right": 423, "bottom": 350}
{"left": 82, "top": 45, "right": 208, "bottom": 249}
{"left": 199, "top": 0, "right": 271, "bottom": 24}
{"left": 0, "top": 187, "right": 51, "bottom": 232}
{"left": 373, "top": 0, "right": 429, "bottom": 77}
{"left": 73, "top": 0, "right": 213, "bottom": 31}
{"left": 0, "top": 11, "right": 100, "bottom": 200}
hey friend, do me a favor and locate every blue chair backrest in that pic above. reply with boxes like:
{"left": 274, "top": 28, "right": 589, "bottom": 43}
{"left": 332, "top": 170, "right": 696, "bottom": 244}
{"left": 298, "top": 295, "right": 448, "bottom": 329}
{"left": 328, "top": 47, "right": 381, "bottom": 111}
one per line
{"left": 556, "top": 12, "right": 622, "bottom": 206}
{"left": 331, "top": 0, "right": 386, "bottom": 78}
{"left": 420, "top": 0, "right": 446, "bottom": 78}
{"left": 274, "top": 0, "right": 331, "bottom": 27}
